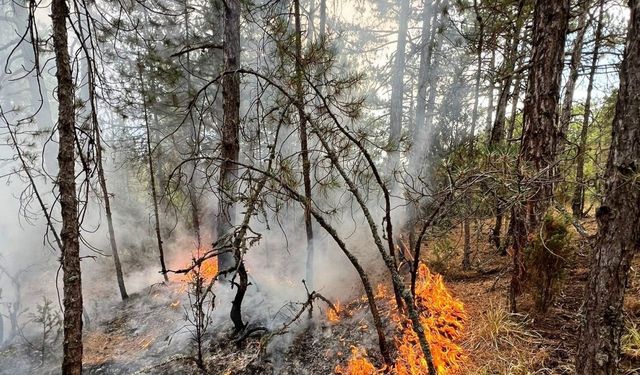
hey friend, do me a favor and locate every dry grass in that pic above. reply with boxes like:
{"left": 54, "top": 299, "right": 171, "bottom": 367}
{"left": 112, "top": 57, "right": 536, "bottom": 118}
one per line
{"left": 460, "top": 300, "right": 553, "bottom": 374}
{"left": 622, "top": 320, "right": 640, "bottom": 359}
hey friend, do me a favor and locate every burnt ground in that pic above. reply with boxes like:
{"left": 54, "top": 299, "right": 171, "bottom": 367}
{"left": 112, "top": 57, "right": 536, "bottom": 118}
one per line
{"left": 2, "top": 215, "right": 640, "bottom": 374}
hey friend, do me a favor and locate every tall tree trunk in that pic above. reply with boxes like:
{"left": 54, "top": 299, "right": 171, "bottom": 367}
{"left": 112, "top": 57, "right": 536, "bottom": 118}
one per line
{"left": 571, "top": 0, "right": 604, "bottom": 217}
{"left": 575, "top": 2, "right": 640, "bottom": 372}
{"left": 51, "top": 0, "right": 83, "bottom": 371}
{"left": 387, "top": 0, "right": 410, "bottom": 173}
{"left": 558, "top": 1, "right": 590, "bottom": 154}
{"left": 184, "top": 0, "right": 202, "bottom": 247}
{"left": 217, "top": 0, "right": 241, "bottom": 272}
{"left": 508, "top": 0, "right": 570, "bottom": 312}
{"left": 138, "top": 63, "right": 169, "bottom": 283}
{"left": 293, "top": 0, "right": 315, "bottom": 289}
{"left": 220, "top": 0, "right": 245, "bottom": 332}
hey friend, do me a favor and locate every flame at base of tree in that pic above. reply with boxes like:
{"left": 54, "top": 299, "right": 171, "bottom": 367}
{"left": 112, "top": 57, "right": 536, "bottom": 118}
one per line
{"left": 335, "top": 263, "right": 466, "bottom": 374}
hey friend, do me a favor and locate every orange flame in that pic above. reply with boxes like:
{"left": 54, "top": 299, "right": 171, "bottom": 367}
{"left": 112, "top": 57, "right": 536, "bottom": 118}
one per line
{"left": 327, "top": 301, "right": 342, "bottom": 323}
{"left": 335, "top": 263, "right": 466, "bottom": 374}
{"left": 172, "top": 253, "right": 219, "bottom": 296}
{"left": 335, "top": 347, "right": 381, "bottom": 375}
{"left": 176, "top": 254, "right": 219, "bottom": 284}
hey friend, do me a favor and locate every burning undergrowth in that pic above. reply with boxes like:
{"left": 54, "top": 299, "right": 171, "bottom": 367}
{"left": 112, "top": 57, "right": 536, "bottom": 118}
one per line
{"left": 333, "top": 263, "right": 467, "bottom": 374}
{"left": 0, "top": 240, "right": 466, "bottom": 374}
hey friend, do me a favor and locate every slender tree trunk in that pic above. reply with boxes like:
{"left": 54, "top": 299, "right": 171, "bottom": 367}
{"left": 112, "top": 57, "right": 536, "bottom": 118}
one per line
{"left": 490, "top": 0, "right": 525, "bottom": 147}
{"left": 470, "top": 0, "right": 484, "bottom": 148}
{"left": 486, "top": 47, "right": 496, "bottom": 132}
{"left": 558, "top": 1, "right": 590, "bottom": 154}
{"left": 79, "top": 22, "right": 129, "bottom": 299}
{"left": 51, "top": 0, "right": 83, "bottom": 371}
{"left": 94, "top": 101, "right": 128, "bottom": 300}
{"left": 138, "top": 63, "right": 169, "bottom": 282}
{"left": 507, "top": 27, "right": 530, "bottom": 141}
{"left": 462, "top": 219, "right": 472, "bottom": 270}
{"left": 319, "top": 0, "right": 326, "bottom": 37}
{"left": 387, "top": 0, "right": 410, "bottom": 173}
{"left": 508, "top": 0, "right": 570, "bottom": 312}
{"left": 576, "top": 2, "right": 640, "bottom": 372}
{"left": 293, "top": 0, "right": 315, "bottom": 288}
{"left": 490, "top": 1, "right": 525, "bottom": 254}
{"left": 507, "top": 67, "right": 523, "bottom": 140}
{"left": 571, "top": 1, "right": 604, "bottom": 217}
{"left": 423, "top": 1, "right": 448, "bottom": 159}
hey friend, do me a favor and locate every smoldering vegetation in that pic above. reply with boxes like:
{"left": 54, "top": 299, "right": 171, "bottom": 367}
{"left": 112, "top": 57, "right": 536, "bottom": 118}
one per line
{"left": 0, "top": 0, "right": 637, "bottom": 374}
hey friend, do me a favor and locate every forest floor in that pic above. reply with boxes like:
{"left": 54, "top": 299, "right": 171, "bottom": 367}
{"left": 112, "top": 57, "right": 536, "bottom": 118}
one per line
{"left": 439, "top": 215, "right": 640, "bottom": 374}
{"left": 3, "top": 215, "right": 640, "bottom": 374}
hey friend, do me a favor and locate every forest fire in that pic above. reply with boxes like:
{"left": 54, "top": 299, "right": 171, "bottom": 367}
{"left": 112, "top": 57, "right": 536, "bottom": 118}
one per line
{"left": 171, "top": 253, "right": 219, "bottom": 297}
{"left": 177, "top": 255, "right": 219, "bottom": 283}
{"left": 335, "top": 263, "right": 466, "bottom": 374}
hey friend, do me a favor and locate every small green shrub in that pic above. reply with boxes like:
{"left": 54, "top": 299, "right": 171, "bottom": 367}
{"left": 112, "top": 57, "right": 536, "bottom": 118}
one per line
{"left": 430, "top": 237, "right": 456, "bottom": 274}
{"left": 525, "top": 214, "right": 572, "bottom": 313}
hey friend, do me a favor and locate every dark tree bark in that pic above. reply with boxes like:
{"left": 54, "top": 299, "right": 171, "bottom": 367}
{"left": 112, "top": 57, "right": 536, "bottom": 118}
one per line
{"left": 293, "top": 0, "right": 315, "bottom": 290}
{"left": 571, "top": 0, "right": 605, "bottom": 217}
{"left": 508, "top": 0, "right": 570, "bottom": 312}
{"left": 217, "top": 0, "right": 241, "bottom": 272}
{"left": 138, "top": 63, "right": 169, "bottom": 283}
{"left": 575, "top": 1, "right": 640, "bottom": 372}
{"left": 51, "top": 0, "right": 83, "bottom": 371}
{"left": 219, "top": 0, "right": 245, "bottom": 332}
